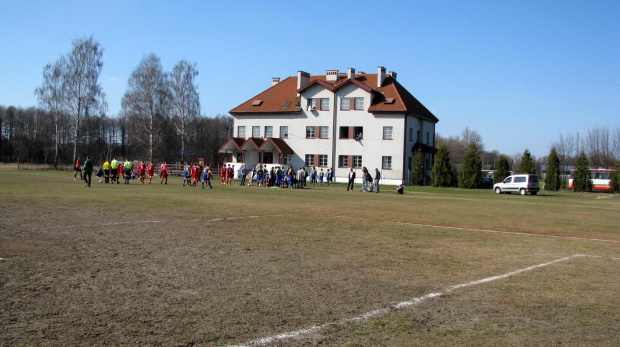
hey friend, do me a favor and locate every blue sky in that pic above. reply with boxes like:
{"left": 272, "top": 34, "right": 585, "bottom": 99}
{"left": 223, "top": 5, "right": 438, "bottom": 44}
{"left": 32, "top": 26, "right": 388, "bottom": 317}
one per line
{"left": 1, "top": 0, "right": 618, "bottom": 157}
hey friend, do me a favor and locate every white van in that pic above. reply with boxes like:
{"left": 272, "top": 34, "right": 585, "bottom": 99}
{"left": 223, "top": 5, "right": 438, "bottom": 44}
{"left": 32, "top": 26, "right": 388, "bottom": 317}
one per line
{"left": 493, "top": 174, "right": 540, "bottom": 195}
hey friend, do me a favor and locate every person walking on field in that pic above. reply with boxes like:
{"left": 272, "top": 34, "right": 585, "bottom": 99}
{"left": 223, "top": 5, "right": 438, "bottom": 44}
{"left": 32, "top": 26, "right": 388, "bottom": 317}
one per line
{"left": 160, "top": 162, "right": 169, "bottom": 184}
{"left": 123, "top": 159, "right": 133, "bottom": 184}
{"left": 346, "top": 168, "right": 356, "bottom": 191}
{"left": 220, "top": 165, "right": 227, "bottom": 185}
{"left": 83, "top": 156, "right": 93, "bottom": 187}
{"left": 374, "top": 168, "right": 381, "bottom": 193}
{"left": 147, "top": 161, "right": 155, "bottom": 184}
{"left": 74, "top": 157, "right": 82, "bottom": 180}
{"left": 137, "top": 160, "right": 146, "bottom": 184}
{"left": 110, "top": 157, "right": 120, "bottom": 184}
{"left": 240, "top": 164, "right": 247, "bottom": 186}
{"left": 226, "top": 164, "right": 234, "bottom": 185}
{"left": 102, "top": 159, "right": 111, "bottom": 183}
{"left": 191, "top": 163, "right": 200, "bottom": 186}
{"left": 201, "top": 165, "right": 213, "bottom": 189}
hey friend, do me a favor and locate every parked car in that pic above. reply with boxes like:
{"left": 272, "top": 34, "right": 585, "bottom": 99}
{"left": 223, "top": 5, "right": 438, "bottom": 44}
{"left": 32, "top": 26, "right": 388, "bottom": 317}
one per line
{"left": 478, "top": 177, "right": 494, "bottom": 189}
{"left": 493, "top": 174, "right": 540, "bottom": 195}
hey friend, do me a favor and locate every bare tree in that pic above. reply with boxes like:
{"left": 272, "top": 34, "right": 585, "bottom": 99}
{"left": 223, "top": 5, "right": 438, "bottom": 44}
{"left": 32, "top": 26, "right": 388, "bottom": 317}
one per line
{"left": 461, "top": 127, "right": 484, "bottom": 152}
{"left": 585, "top": 126, "right": 613, "bottom": 168}
{"left": 63, "top": 36, "right": 107, "bottom": 163}
{"left": 35, "top": 57, "right": 66, "bottom": 166}
{"left": 553, "top": 132, "right": 578, "bottom": 168}
{"left": 122, "top": 54, "right": 169, "bottom": 162}
{"left": 169, "top": 60, "right": 200, "bottom": 163}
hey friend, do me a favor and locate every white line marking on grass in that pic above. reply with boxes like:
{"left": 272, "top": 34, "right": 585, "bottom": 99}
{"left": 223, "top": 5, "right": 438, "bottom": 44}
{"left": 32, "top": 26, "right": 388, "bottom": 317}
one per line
{"left": 228, "top": 254, "right": 585, "bottom": 347}
{"left": 333, "top": 215, "right": 620, "bottom": 244}
{"left": 66, "top": 214, "right": 292, "bottom": 229}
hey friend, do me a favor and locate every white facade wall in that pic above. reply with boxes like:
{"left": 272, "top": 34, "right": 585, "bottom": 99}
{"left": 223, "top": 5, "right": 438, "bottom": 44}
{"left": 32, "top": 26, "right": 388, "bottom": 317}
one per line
{"left": 229, "top": 83, "right": 432, "bottom": 185}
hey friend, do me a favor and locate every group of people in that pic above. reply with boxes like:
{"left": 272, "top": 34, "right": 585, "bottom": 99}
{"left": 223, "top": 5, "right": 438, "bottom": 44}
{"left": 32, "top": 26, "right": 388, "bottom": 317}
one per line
{"left": 347, "top": 166, "right": 381, "bottom": 193}
{"left": 76, "top": 158, "right": 404, "bottom": 193}
{"left": 81, "top": 157, "right": 171, "bottom": 186}
{"left": 183, "top": 163, "right": 214, "bottom": 189}
{"left": 245, "top": 165, "right": 310, "bottom": 189}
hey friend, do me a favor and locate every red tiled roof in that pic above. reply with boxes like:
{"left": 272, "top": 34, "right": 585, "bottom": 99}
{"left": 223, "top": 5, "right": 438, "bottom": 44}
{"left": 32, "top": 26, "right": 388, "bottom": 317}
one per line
{"left": 218, "top": 137, "right": 245, "bottom": 153}
{"left": 230, "top": 71, "right": 438, "bottom": 123}
{"left": 261, "top": 137, "right": 293, "bottom": 155}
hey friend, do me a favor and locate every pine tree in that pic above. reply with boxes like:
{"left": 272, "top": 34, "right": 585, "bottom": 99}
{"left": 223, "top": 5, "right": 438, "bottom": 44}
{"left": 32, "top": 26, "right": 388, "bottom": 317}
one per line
{"left": 519, "top": 149, "right": 536, "bottom": 174}
{"left": 458, "top": 142, "right": 482, "bottom": 189}
{"left": 412, "top": 148, "right": 425, "bottom": 186}
{"left": 573, "top": 151, "right": 591, "bottom": 192}
{"left": 431, "top": 144, "right": 454, "bottom": 187}
{"left": 544, "top": 147, "right": 561, "bottom": 191}
{"left": 495, "top": 156, "right": 511, "bottom": 184}
{"left": 609, "top": 161, "right": 620, "bottom": 193}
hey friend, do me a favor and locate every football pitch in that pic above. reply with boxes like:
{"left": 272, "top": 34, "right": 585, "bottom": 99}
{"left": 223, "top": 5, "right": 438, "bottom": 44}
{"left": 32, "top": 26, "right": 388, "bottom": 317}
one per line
{"left": 1, "top": 169, "right": 619, "bottom": 346}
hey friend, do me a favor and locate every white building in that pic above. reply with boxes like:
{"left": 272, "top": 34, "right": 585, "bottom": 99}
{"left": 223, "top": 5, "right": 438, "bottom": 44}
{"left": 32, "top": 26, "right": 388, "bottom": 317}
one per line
{"left": 219, "top": 66, "right": 438, "bottom": 185}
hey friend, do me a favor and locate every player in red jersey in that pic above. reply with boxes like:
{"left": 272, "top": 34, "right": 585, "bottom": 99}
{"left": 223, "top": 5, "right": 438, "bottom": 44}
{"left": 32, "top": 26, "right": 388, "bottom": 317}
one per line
{"left": 147, "top": 162, "right": 155, "bottom": 183}
{"left": 160, "top": 162, "right": 169, "bottom": 184}
{"left": 137, "top": 160, "right": 146, "bottom": 184}
{"left": 226, "top": 164, "right": 234, "bottom": 185}
{"left": 220, "top": 165, "right": 227, "bottom": 185}
{"left": 190, "top": 163, "right": 200, "bottom": 186}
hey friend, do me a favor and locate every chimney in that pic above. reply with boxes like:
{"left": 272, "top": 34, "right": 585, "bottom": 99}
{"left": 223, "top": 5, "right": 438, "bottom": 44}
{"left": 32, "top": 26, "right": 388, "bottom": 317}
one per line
{"left": 297, "top": 71, "right": 310, "bottom": 90}
{"left": 388, "top": 71, "right": 397, "bottom": 80}
{"left": 297, "top": 71, "right": 310, "bottom": 97}
{"left": 326, "top": 69, "right": 338, "bottom": 81}
{"left": 347, "top": 67, "right": 355, "bottom": 79}
{"left": 377, "top": 66, "right": 386, "bottom": 88}
{"left": 272, "top": 77, "right": 280, "bottom": 86}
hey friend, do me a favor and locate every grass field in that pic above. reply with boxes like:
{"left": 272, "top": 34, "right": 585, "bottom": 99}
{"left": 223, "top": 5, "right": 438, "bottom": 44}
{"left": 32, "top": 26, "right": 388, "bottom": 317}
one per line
{"left": 1, "top": 169, "right": 619, "bottom": 346}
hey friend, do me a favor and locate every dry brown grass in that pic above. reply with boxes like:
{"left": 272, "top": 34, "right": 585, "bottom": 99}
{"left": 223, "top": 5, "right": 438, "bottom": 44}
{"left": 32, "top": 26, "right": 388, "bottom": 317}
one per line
{"left": 0, "top": 169, "right": 618, "bottom": 346}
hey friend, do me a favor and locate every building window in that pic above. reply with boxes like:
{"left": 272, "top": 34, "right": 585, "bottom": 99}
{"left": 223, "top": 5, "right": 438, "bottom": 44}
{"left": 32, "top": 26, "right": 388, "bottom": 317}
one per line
{"left": 340, "top": 98, "right": 350, "bottom": 110}
{"left": 264, "top": 126, "right": 273, "bottom": 138}
{"left": 426, "top": 131, "right": 430, "bottom": 145}
{"left": 238, "top": 126, "right": 246, "bottom": 137}
{"left": 319, "top": 155, "right": 328, "bottom": 167}
{"left": 382, "top": 156, "right": 392, "bottom": 170}
{"left": 252, "top": 126, "right": 260, "bottom": 137}
{"left": 354, "top": 127, "right": 363, "bottom": 140}
{"left": 263, "top": 152, "right": 273, "bottom": 164}
{"left": 409, "top": 128, "right": 413, "bottom": 141}
{"left": 306, "top": 126, "right": 316, "bottom": 138}
{"left": 320, "top": 126, "right": 329, "bottom": 139}
{"left": 353, "top": 156, "right": 363, "bottom": 168}
{"left": 354, "top": 97, "right": 364, "bottom": 110}
{"left": 284, "top": 154, "right": 291, "bottom": 164}
{"left": 280, "top": 126, "right": 288, "bottom": 138}
{"left": 338, "top": 155, "right": 349, "bottom": 167}
{"left": 383, "top": 126, "right": 393, "bottom": 140}
{"left": 320, "top": 98, "right": 330, "bottom": 110}
{"left": 417, "top": 130, "right": 421, "bottom": 142}
{"left": 308, "top": 98, "right": 317, "bottom": 110}
{"left": 339, "top": 126, "right": 363, "bottom": 140}
{"left": 305, "top": 154, "right": 315, "bottom": 166}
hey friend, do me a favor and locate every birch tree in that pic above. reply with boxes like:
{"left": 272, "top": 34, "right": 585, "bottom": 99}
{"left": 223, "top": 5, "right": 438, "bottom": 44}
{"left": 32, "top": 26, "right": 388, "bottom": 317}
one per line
{"left": 122, "top": 54, "right": 169, "bottom": 162}
{"left": 35, "top": 57, "right": 66, "bottom": 166}
{"left": 170, "top": 60, "right": 200, "bottom": 163}
{"left": 63, "top": 36, "right": 106, "bottom": 163}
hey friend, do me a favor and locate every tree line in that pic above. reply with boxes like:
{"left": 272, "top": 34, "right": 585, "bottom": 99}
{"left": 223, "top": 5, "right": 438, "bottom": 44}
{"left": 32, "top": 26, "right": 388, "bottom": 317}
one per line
{"left": 0, "top": 105, "right": 232, "bottom": 167}
{"left": 0, "top": 36, "right": 233, "bottom": 167}
{"left": 417, "top": 126, "right": 620, "bottom": 192}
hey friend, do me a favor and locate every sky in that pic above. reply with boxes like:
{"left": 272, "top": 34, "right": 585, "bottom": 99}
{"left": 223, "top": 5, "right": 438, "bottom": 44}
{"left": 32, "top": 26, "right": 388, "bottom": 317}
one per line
{"left": 1, "top": 0, "right": 618, "bottom": 158}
